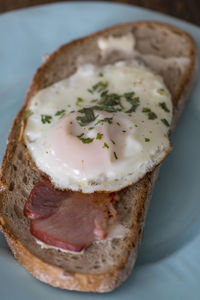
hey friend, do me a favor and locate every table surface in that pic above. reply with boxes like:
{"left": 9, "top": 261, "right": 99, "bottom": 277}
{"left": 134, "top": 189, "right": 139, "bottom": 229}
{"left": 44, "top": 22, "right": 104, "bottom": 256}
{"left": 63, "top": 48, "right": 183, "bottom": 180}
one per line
{"left": 0, "top": 0, "right": 199, "bottom": 26}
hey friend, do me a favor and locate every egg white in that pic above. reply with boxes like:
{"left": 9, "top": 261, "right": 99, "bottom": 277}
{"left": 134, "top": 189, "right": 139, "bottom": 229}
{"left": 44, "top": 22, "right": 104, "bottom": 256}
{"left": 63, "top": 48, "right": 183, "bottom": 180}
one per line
{"left": 25, "top": 60, "right": 172, "bottom": 193}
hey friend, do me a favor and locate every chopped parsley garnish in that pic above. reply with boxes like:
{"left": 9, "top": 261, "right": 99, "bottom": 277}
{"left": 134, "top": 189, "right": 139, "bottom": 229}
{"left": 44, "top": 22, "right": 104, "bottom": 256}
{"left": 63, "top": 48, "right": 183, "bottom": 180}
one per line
{"left": 96, "top": 117, "right": 113, "bottom": 125}
{"left": 100, "top": 90, "right": 108, "bottom": 97}
{"left": 41, "top": 114, "right": 52, "bottom": 124}
{"left": 93, "top": 89, "right": 123, "bottom": 112}
{"left": 76, "top": 107, "right": 97, "bottom": 126}
{"left": 111, "top": 139, "right": 116, "bottom": 144}
{"left": 122, "top": 130, "right": 126, "bottom": 133}
{"left": 104, "top": 117, "right": 113, "bottom": 124}
{"left": 81, "top": 137, "right": 94, "bottom": 144}
{"left": 88, "top": 88, "right": 93, "bottom": 94}
{"left": 77, "top": 133, "right": 84, "bottom": 138}
{"left": 88, "top": 127, "right": 94, "bottom": 130}
{"left": 96, "top": 132, "right": 103, "bottom": 140}
{"left": 86, "top": 82, "right": 141, "bottom": 114}
{"left": 114, "top": 152, "right": 118, "bottom": 159}
{"left": 142, "top": 107, "right": 157, "bottom": 120}
{"left": 88, "top": 94, "right": 123, "bottom": 113}
{"left": 157, "top": 88, "right": 167, "bottom": 95}
{"left": 126, "top": 97, "right": 140, "bottom": 113}
{"left": 148, "top": 111, "right": 157, "bottom": 120}
{"left": 159, "top": 102, "right": 170, "bottom": 112}
{"left": 75, "top": 81, "right": 160, "bottom": 133}
{"left": 142, "top": 107, "right": 151, "bottom": 113}
{"left": 124, "top": 92, "right": 140, "bottom": 113}
{"left": 98, "top": 72, "right": 104, "bottom": 77}
{"left": 100, "top": 93, "right": 121, "bottom": 106}
{"left": 103, "top": 142, "right": 109, "bottom": 149}
{"left": 145, "top": 138, "right": 150, "bottom": 142}
{"left": 91, "top": 103, "right": 121, "bottom": 113}
{"left": 76, "top": 97, "right": 84, "bottom": 106}
{"left": 161, "top": 118, "right": 170, "bottom": 127}
{"left": 124, "top": 92, "right": 134, "bottom": 100}
{"left": 89, "top": 81, "right": 108, "bottom": 94}
{"left": 77, "top": 133, "right": 94, "bottom": 144}
{"left": 25, "top": 110, "right": 33, "bottom": 118}
{"left": 93, "top": 81, "right": 108, "bottom": 92}
{"left": 55, "top": 109, "right": 66, "bottom": 118}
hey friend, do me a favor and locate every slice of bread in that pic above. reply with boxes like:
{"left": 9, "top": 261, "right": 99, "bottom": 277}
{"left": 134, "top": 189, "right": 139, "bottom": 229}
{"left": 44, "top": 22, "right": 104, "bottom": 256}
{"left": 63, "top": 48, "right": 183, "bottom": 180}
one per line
{"left": 0, "top": 21, "right": 197, "bottom": 292}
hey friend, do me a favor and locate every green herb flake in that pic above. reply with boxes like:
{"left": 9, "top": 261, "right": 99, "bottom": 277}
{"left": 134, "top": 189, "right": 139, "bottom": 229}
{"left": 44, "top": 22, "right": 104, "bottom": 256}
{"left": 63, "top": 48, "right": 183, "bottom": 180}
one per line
{"left": 92, "top": 105, "right": 120, "bottom": 113}
{"left": 159, "top": 102, "right": 170, "bottom": 112}
{"left": 124, "top": 92, "right": 135, "bottom": 99}
{"left": 96, "top": 117, "right": 113, "bottom": 125}
{"left": 25, "top": 110, "right": 33, "bottom": 118}
{"left": 87, "top": 92, "right": 123, "bottom": 113}
{"left": 77, "top": 133, "right": 84, "bottom": 138}
{"left": 157, "top": 88, "right": 167, "bottom": 95}
{"left": 77, "top": 133, "right": 94, "bottom": 144}
{"left": 142, "top": 107, "right": 151, "bottom": 113}
{"left": 100, "top": 90, "right": 108, "bottom": 97}
{"left": 142, "top": 108, "right": 157, "bottom": 120}
{"left": 161, "top": 118, "right": 170, "bottom": 127}
{"left": 80, "top": 86, "right": 141, "bottom": 117}
{"left": 96, "top": 132, "right": 103, "bottom": 140}
{"left": 100, "top": 93, "right": 121, "bottom": 107}
{"left": 92, "top": 81, "right": 108, "bottom": 93}
{"left": 81, "top": 137, "right": 94, "bottom": 144}
{"left": 117, "top": 122, "right": 120, "bottom": 126}
{"left": 114, "top": 152, "right": 118, "bottom": 160}
{"left": 76, "top": 97, "right": 84, "bottom": 106}
{"left": 124, "top": 92, "right": 140, "bottom": 113}
{"left": 103, "top": 142, "right": 109, "bottom": 149}
{"left": 76, "top": 107, "right": 96, "bottom": 126}
{"left": 88, "top": 88, "right": 93, "bottom": 94}
{"left": 98, "top": 72, "right": 104, "bottom": 77}
{"left": 122, "top": 130, "right": 126, "bottom": 133}
{"left": 88, "top": 127, "right": 94, "bottom": 130}
{"left": 55, "top": 109, "right": 66, "bottom": 118}
{"left": 135, "top": 124, "right": 138, "bottom": 127}
{"left": 41, "top": 114, "right": 52, "bottom": 124}
{"left": 111, "top": 139, "right": 116, "bottom": 145}
{"left": 148, "top": 111, "right": 157, "bottom": 120}
{"left": 145, "top": 138, "right": 150, "bottom": 142}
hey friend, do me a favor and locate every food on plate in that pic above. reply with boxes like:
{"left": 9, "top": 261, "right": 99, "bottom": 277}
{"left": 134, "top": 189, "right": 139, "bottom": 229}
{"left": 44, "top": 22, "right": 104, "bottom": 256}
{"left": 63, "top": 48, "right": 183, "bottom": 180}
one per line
{"left": 0, "top": 21, "right": 197, "bottom": 292}
{"left": 24, "top": 59, "right": 172, "bottom": 192}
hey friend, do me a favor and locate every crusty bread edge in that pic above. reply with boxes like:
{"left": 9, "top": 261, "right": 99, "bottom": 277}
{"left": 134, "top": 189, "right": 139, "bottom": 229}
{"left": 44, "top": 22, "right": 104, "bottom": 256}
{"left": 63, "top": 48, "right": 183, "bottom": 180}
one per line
{"left": 0, "top": 21, "right": 198, "bottom": 292}
{"left": 0, "top": 167, "right": 159, "bottom": 292}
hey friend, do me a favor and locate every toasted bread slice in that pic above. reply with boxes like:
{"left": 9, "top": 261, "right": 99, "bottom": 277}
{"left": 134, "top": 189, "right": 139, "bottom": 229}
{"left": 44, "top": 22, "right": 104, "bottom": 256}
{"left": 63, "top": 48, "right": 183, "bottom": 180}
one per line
{"left": 0, "top": 21, "right": 197, "bottom": 292}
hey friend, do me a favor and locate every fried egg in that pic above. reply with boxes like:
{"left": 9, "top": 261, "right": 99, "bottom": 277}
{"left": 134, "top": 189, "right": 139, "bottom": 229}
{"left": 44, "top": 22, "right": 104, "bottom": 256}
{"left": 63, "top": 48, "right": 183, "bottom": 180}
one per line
{"left": 24, "top": 60, "right": 172, "bottom": 193}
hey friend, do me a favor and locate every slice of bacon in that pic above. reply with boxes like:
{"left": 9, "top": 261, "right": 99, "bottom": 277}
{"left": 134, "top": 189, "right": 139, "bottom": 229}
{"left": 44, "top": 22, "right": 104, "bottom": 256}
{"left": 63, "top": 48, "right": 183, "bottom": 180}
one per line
{"left": 24, "top": 180, "right": 71, "bottom": 219}
{"left": 24, "top": 179, "right": 117, "bottom": 252}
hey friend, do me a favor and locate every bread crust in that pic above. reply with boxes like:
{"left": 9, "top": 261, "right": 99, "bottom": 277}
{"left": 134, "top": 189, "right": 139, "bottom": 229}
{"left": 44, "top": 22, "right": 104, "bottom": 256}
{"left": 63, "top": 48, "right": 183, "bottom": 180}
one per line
{"left": 0, "top": 21, "right": 197, "bottom": 292}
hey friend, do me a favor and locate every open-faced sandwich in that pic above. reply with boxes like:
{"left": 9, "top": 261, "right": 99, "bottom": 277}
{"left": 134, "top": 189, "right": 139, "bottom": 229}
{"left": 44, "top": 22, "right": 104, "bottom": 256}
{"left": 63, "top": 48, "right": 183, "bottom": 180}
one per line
{"left": 0, "top": 21, "right": 197, "bottom": 292}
